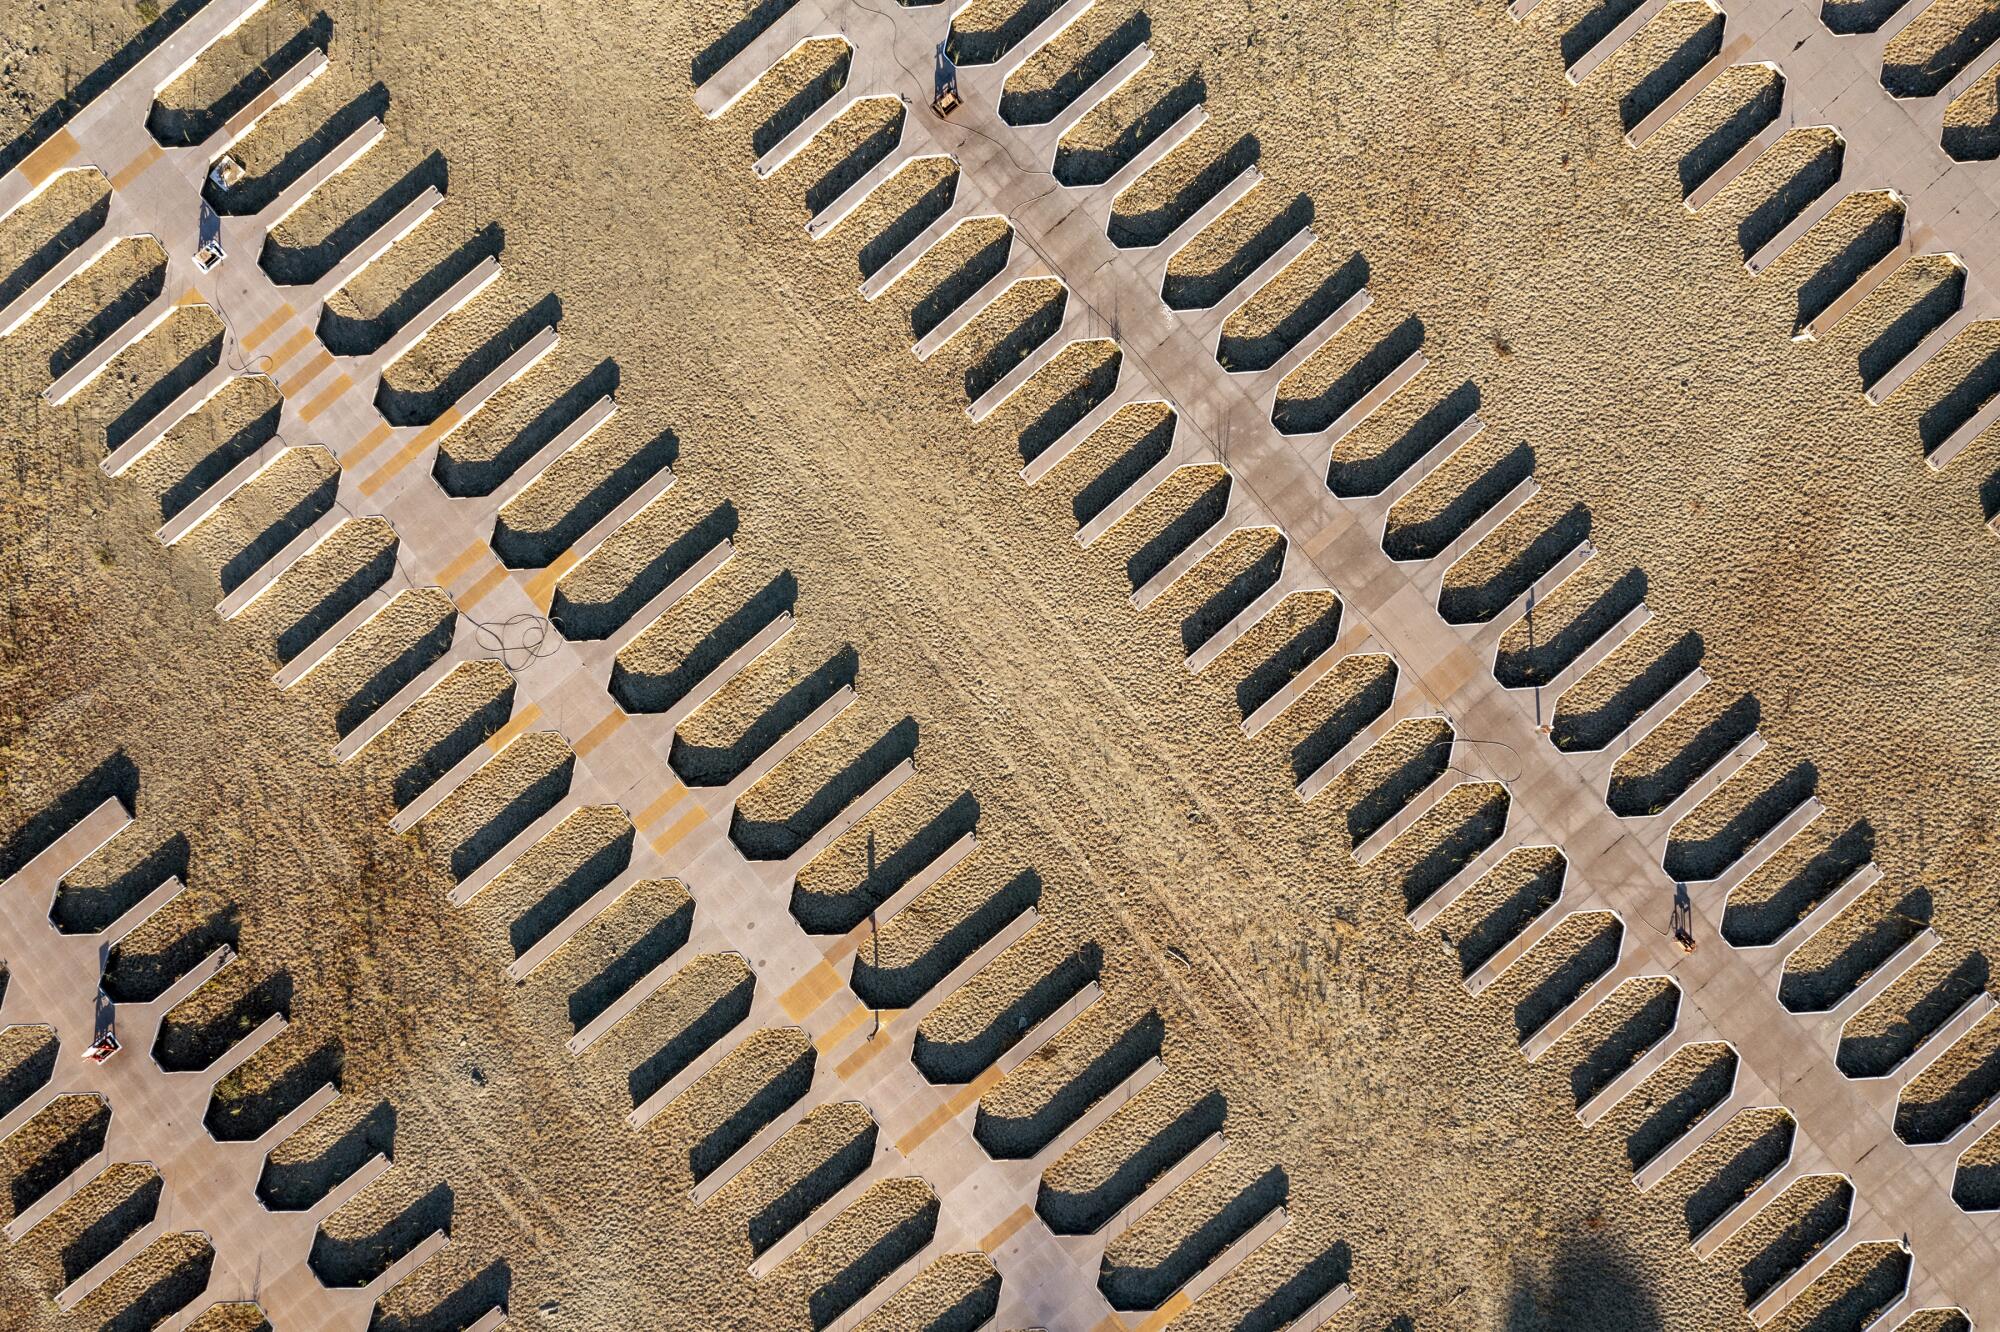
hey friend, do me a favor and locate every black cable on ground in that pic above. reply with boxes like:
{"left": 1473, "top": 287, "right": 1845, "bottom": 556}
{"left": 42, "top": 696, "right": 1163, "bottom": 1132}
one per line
{"left": 206, "top": 279, "right": 561, "bottom": 679}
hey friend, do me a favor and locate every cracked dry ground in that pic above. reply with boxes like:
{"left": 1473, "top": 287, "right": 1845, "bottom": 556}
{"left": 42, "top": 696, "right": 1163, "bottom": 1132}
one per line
{"left": 3, "top": 0, "right": 1999, "bottom": 1328}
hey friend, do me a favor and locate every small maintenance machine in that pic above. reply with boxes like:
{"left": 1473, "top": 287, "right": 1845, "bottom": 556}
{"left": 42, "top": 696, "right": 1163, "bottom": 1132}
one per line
{"left": 932, "top": 42, "right": 961, "bottom": 117}
{"left": 194, "top": 198, "right": 225, "bottom": 271}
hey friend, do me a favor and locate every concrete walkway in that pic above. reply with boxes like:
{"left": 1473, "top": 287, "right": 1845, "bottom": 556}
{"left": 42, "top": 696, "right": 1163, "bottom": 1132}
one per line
{"left": 0, "top": 2, "right": 1347, "bottom": 1327}
{"left": 0, "top": 800, "right": 493, "bottom": 1330}
{"left": 691, "top": 0, "right": 2000, "bottom": 1322}
{"left": 1532, "top": 0, "right": 2000, "bottom": 467}
{"left": 13, "top": 0, "right": 1997, "bottom": 1323}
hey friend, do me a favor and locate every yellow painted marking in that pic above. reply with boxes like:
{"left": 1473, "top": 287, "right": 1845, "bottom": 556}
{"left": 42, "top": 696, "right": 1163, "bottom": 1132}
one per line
{"left": 979, "top": 1204, "right": 1035, "bottom": 1254}
{"left": 778, "top": 962, "right": 844, "bottom": 1023}
{"left": 523, "top": 549, "right": 579, "bottom": 613}
{"left": 457, "top": 562, "right": 510, "bottom": 612}
{"left": 648, "top": 804, "right": 706, "bottom": 858}
{"left": 635, "top": 784, "right": 689, "bottom": 832}
{"left": 825, "top": 920, "right": 870, "bottom": 966}
{"left": 436, "top": 540, "right": 490, "bottom": 589}
{"left": 265, "top": 325, "right": 318, "bottom": 374}
{"left": 894, "top": 1065, "right": 1005, "bottom": 1157}
{"left": 298, "top": 373, "right": 353, "bottom": 423}
{"left": 813, "top": 1004, "right": 872, "bottom": 1056}
{"left": 383, "top": 409, "right": 464, "bottom": 460}
{"left": 279, "top": 347, "right": 333, "bottom": 395}
{"left": 833, "top": 1015, "right": 903, "bottom": 1081}
{"left": 357, "top": 442, "right": 422, "bottom": 497}
{"left": 223, "top": 75, "right": 294, "bottom": 137}
{"left": 1419, "top": 644, "right": 1481, "bottom": 707}
{"left": 359, "top": 409, "right": 461, "bottom": 498}
{"left": 175, "top": 286, "right": 205, "bottom": 307}
{"left": 417, "top": 407, "right": 464, "bottom": 448}
{"left": 109, "top": 143, "right": 163, "bottom": 191}
{"left": 19, "top": 130, "right": 80, "bottom": 186}
{"left": 1092, "top": 1295, "right": 1192, "bottom": 1332}
{"left": 484, "top": 703, "right": 543, "bottom": 753}
{"left": 347, "top": 421, "right": 393, "bottom": 466}
{"left": 242, "top": 303, "right": 296, "bottom": 351}
{"left": 1301, "top": 518, "right": 1345, "bottom": 559}
{"left": 829, "top": 908, "right": 896, "bottom": 966}
{"left": 399, "top": 409, "right": 462, "bottom": 457}
{"left": 573, "top": 709, "right": 628, "bottom": 759}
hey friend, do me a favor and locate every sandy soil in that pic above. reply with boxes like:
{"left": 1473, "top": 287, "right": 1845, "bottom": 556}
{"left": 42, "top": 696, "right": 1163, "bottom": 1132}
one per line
{"left": 1944, "top": 65, "right": 2000, "bottom": 161}
{"left": 5, "top": 0, "right": 2000, "bottom": 1328}
{"left": 1884, "top": 0, "right": 2000, "bottom": 98}
{"left": 176, "top": 444, "right": 337, "bottom": 584}
{"left": 856, "top": 1249, "right": 997, "bottom": 1332}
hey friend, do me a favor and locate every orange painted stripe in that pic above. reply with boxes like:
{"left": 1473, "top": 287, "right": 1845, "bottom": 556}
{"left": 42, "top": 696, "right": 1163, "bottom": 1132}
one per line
{"left": 895, "top": 1065, "right": 1005, "bottom": 1157}
{"left": 241, "top": 303, "right": 296, "bottom": 351}
{"left": 1092, "top": 1297, "right": 1192, "bottom": 1332}
{"left": 833, "top": 1016, "right": 902, "bottom": 1081}
{"left": 573, "top": 710, "right": 628, "bottom": 759}
{"left": 484, "top": 703, "right": 543, "bottom": 753}
{"left": 346, "top": 421, "right": 393, "bottom": 466}
{"left": 417, "top": 407, "right": 464, "bottom": 448}
{"left": 402, "top": 408, "right": 463, "bottom": 458}
{"left": 359, "top": 409, "right": 461, "bottom": 498}
{"left": 635, "top": 784, "right": 689, "bottom": 832}
{"left": 279, "top": 347, "right": 333, "bottom": 395}
{"left": 813, "top": 1004, "right": 872, "bottom": 1056}
{"left": 358, "top": 443, "right": 421, "bottom": 497}
{"left": 109, "top": 143, "right": 162, "bottom": 191}
{"left": 979, "top": 1204, "right": 1035, "bottom": 1254}
{"left": 457, "top": 563, "right": 510, "bottom": 612}
{"left": 648, "top": 804, "right": 706, "bottom": 858}
{"left": 298, "top": 373, "right": 353, "bottom": 423}
{"left": 1301, "top": 518, "right": 1344, "bottom": 559}
{"left": 19, "top": 130, "right": 80, "bottom": 186}
{"left": 523, "top": 549, "right": 579, "bottom": 612}
{"left": 265, "top": 325, "right": 318, "bottom": 375}
{"left": 827, "top": 913, "right": 883, "bottom": 966}
{"left": 778, "top": 962, "right": 844, "bottom": 1023}
{"left": 436, "top": 540, "right": 489, "bottom": 589}
{"left": 175, "top": 286, "right": 206, "bottom": 307}
{"left": 222, "top": 70, "right": 298, "bottom": 137}
{"left": 1420, "top": 645, "right": 1481, "bottom": 708}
